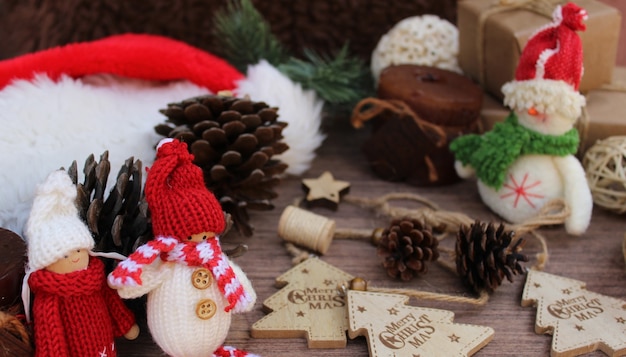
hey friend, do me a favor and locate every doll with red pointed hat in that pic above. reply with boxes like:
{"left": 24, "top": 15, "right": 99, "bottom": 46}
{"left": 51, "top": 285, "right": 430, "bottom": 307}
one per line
{"left": 450, "top": 2, "right": 592, "bottom": 235}
{"left": 108, "top": 138, "right": 258, "bottom": 357}
{"left": 24, "top": 170, "right": 139, "bottom": 357}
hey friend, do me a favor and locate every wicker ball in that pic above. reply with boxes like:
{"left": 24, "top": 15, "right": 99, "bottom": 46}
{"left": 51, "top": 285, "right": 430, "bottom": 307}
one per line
{"left": 583, "top": 136, "right": 626, "bottom": 213}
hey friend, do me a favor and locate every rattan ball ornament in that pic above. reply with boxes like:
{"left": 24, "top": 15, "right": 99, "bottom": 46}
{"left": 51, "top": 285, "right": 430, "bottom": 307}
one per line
{"left": 582, "top": 136, "right": 626, "bottom": 213}
{"left": 370, "top": 14, "right": 460, "bottom": 83}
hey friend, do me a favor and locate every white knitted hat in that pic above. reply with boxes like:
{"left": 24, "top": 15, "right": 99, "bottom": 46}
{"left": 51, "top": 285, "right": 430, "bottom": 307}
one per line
{"left": 25, "top": 170, "right": 94, "bottom": 271}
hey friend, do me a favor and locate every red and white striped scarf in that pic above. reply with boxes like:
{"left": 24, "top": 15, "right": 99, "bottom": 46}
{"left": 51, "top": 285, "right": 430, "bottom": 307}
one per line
{"left": 109, "top": 236, "right": 253, "bottom": 313}
{"left": 213, "top": 346, "right": 260, "bottom": 357}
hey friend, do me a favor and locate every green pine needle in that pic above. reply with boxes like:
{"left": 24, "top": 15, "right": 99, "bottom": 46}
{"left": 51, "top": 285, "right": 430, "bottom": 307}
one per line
{"left": 212, "top": 0, "right": 288, "bottom": 73}
{"left": 278, "top": 45, "right": 374, "bottom": 107}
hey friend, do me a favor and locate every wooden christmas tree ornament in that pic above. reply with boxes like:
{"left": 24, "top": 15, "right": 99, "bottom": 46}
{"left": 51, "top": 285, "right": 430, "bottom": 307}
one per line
{"left": 346, "top": 289, "right": 494, "bottom": 356}
{"left": 522, "top": 269, "right": 626, "bottom": 357}
{"left": 301, "top": 171, "right": 351, "bottom": 210}
{"left": 251, "top": 257, "right": 355, "bottom": 348}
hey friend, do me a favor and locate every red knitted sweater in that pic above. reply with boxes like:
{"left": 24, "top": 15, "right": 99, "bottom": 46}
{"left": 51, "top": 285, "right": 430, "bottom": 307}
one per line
{"left": 28, "top": 257, "right": 136, "bottom": 357}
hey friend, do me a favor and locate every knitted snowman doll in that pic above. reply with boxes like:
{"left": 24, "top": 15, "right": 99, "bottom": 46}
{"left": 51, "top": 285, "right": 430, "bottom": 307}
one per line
{"left": 108, "top": 138, "right": 258, "bottom": 357}
{"left": 450, "top": 2, "right": 592, "bottom": 235}
{"left": 24, "top": 170, "right": 139, "bottom": 357}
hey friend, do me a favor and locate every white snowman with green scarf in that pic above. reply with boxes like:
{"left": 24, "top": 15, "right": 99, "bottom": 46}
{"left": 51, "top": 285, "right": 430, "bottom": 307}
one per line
{"left": 450, "top": 2, "right": 592, "bottom": 235}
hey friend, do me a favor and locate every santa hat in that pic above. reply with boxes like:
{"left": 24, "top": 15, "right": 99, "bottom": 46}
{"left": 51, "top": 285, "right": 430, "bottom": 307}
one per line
{"left": 0, "top": 34, "right": 323, "bottom": 236}
{"left": 147, "top": 138, "right": 225, "bottom": 240}
{"left": 24, "top": 170, "right": 94, "bottom": 272}
{"left": 501, "top": 2, "right": 587, "bottom": 119}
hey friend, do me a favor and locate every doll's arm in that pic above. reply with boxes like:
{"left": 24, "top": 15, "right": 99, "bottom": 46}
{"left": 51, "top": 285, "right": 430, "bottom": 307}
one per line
{"left": 454, "top": 160, "right": 475, "bottom": 179}
{"left": 553, "top": 155, "right": 593, "bottom": 235}
{"left": 228, "top": 258, "right": 257, "bottom": 313}
{"left": 103, "top": 284, "right": 138, "bottom": 338}
{"left": 111, "top": 260, "right": 171, "bottom": 299}
{"left": 32, "top": 298, "right": 69, "bottom": 356}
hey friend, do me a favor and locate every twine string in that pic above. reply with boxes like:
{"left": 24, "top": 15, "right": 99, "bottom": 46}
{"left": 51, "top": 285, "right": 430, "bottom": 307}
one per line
{"left": 367, "top": 286, "right": 490, "bottom": 306}
{"left": 343, "top": 193, "right": 474, "bottom": 234}
{"left": 508, "top": 198, "right": 570, "bottom": 236}
{"left": 342, "top": 192, "right": 569, "bottom": 268}
{"left": 350, "top": 98, "right": 448, "bottom": 147}
{"left": 282, "top": 192, "right": 570, "bottom": 306}
{"left": 284, "top": 242, "right": 313, "bottom": 265}
{"left": 0, "top": 310, "right": 30, "bottom": 346}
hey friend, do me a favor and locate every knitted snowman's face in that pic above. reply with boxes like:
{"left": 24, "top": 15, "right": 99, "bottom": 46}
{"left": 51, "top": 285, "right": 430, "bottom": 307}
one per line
{"left": 188, "top": 231, "right": 217, "bottom": 243}
{"left": 516, "top": 107, "right": 576, "bottom": 136}
{"left": 45, "top": 248, "right": 90, "bottom": 274}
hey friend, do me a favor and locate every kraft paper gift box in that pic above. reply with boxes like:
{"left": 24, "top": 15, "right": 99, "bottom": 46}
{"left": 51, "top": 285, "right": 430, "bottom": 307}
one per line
{"left": 480, "top": 67, "right": 626, "bottom": 154}
{"left": 458, "top": 0, "right": 621, "bottom": 100}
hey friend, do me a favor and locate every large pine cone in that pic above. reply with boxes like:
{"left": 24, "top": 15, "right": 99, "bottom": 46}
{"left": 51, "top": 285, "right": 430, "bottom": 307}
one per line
{"left": 455, "top": 221, "right": 528, "bottom": 294}
{"left": 69, "top": 152, "right": 151, "bottom": 269}
{"left": 155, "top": 94, "right": 289, "bottom": 237}
{"left": 376, "top": 218, "right": 440, "bottom": 281}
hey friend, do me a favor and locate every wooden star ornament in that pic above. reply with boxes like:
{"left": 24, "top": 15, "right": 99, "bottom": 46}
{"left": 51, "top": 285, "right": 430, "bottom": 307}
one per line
{"left": 522, "top": 269, "right": 626, "bottom": 357}
{"left": 251, "top": 258, "right": 354, "bottom": 348}
{"left": 302, "top": 171, "right": 350, "bottom": 210}
{"left": 347, "top": 290, "right": 494, "bottom": 356}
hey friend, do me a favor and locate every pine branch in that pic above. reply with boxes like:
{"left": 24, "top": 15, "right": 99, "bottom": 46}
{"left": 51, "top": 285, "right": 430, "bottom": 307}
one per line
{"left": 278, "top": 45, "right": 374, "bottom": 107}
{"left": 212, "top": 0, "right": 288, "bottom": 73}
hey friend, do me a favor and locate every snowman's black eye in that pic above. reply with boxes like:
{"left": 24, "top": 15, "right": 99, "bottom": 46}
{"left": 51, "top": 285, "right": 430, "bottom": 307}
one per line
{"left": 202, "top": 235, "right": 207, "bottom": 240}
{"left": 187, "top": 236, "right": 192, "bottom": 241}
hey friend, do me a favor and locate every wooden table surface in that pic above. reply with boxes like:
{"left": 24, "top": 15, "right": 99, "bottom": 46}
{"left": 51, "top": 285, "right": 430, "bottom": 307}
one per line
{"left": 116, "top": 117, "right": 626, "bottom": 357}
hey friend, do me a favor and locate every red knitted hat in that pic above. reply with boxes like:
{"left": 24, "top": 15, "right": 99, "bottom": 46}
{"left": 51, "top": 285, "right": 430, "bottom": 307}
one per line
{"left": 146, "top": 138, "right": 225, "bottom": 240}
{"left": 502, "top": 2, "right": 587, "bottom": 119}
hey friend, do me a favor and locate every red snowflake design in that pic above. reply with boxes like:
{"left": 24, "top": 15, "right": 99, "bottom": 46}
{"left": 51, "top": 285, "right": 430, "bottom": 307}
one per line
{"left": 499, "top": 173, "right": 544, "bottom": 208}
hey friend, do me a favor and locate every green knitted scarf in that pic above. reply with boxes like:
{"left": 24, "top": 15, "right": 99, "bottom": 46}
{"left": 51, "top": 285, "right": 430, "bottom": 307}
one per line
{"left": 449, "top": 112, "right": 579, "bottom": 190}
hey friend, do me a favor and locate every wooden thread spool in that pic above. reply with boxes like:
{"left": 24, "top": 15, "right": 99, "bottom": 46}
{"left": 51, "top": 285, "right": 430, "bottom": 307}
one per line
{"left": 278, "top": 205, "right": 336, "bottom": 254}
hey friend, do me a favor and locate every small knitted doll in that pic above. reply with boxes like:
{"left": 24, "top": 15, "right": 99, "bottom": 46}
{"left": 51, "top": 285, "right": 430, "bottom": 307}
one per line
{"left": 108, "top": 139, "right": 258, "bottom": 357}
{"left": 24, "top": 170, "right": 139, "bottom": 357}
{"left": 450, "top": 2, "right": 592, "bottom": 235}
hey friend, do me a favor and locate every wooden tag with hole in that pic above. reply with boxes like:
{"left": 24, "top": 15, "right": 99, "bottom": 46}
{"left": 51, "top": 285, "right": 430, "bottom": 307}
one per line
{"left": 522, "top": 269, "right": 626, "bottom": 356}
{"left": 251, "top": 258, "right": 354, "bottom": 348}
{"left": 347, "top": 290, "right": 494, "bottom": 356}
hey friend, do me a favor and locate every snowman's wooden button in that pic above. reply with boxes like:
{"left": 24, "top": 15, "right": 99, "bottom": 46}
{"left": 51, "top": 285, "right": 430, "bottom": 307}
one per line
{"left": 196, "top": 299, "right": 217, "bottom": 320}
{"left": 191, "top": 268, "right": 212, "bottom": 290}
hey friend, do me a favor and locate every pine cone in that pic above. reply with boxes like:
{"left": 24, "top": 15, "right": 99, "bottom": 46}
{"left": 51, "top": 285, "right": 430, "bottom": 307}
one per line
{"left": 69, "top": 152, "right": 151, "bottom": 269}
{"left": 68, "top": 153, "right": 245, "bottom": 265}
{"left": 376, "top": 218, "right": 440, "bottom": 281}
{"left": 455, "top": 220, "right": 528, "bottom": 294}
{"left": 155, "top": 94, "right": 289, "bottom": 237}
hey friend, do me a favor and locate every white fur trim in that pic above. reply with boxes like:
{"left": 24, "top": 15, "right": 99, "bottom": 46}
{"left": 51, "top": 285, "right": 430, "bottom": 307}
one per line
{"left": 501, "top": 79, "right": 585, "bottom": 119}
{"left": 236, "top": 60, "right": 325, "bottom": 176}
{"left": 535, "top": 41, "right": 560, "bottom": 80}
{"left": 0, "top": 75, "right": 209, "bottom": 235}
